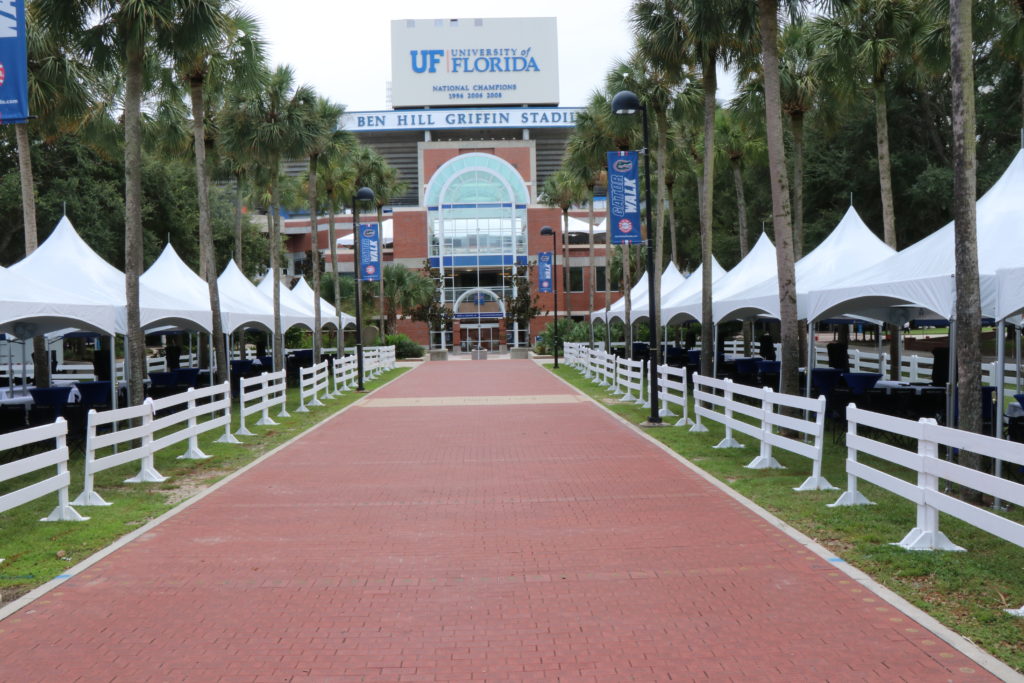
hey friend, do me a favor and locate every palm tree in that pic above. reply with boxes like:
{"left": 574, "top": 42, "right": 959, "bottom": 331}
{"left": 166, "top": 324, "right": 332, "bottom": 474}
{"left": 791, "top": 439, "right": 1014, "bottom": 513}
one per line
{"left": 540, "top": 168, "right": 589, "bottom": 322}
{"left": 18, "top": 3, "right": 94, "bottom": 388}
{"left": 222, "top": 64, "right": 317, "bottom": 372}
{"left": 302, "top": 97, "right": 345, "bottom": 361}
{"left": 380, "top": 264, "right": 434, "bottom": 335}
{"left": 949, "top": 0, "right": 983, "bottom": 488}
{"left": 758, "top": 0, "right": 801, "bottom": 398}
{"left": 169, "top": 0, "right": 266, "bottom": 383}
{"left": 316, "top": 136, "right": 357, "bottom": 356}
{"left": 715, "top": 108, "right": 763, "bottom": 259}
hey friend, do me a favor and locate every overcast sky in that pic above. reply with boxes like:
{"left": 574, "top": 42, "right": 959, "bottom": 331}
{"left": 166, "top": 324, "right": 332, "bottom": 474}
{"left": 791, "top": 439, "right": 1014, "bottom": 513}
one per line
{"left": 238, "top": 0, "right": 735, "bottom": 112}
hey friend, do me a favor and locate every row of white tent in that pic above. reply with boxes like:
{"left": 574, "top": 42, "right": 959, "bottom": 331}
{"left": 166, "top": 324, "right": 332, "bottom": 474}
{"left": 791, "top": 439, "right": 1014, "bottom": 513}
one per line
{"left": 594, "top": 148, "right": 1024, "bottom": 331}
{"left": 0, "top": 216, "right": 355, "bottom": 342}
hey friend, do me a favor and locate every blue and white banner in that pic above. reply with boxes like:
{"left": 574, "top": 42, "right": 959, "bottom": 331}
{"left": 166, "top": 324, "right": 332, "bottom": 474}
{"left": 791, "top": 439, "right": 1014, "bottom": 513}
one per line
{"left": 358, "top": 223, "right": 381, "bottom": 281}
{"left": 537, "top": 251, "right": 553, "bottom": 293}
{"left": 607, "top": 151, "right": 642, "bottom": 245}
{"left": 0, "top": 0, "right": 28, "bottom": 124}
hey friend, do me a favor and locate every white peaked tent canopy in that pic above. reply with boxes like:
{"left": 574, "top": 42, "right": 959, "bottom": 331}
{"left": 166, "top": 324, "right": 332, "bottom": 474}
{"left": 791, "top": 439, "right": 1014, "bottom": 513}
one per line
{"left": 658, "top": 257, "right": 728, "bottom": 325}
{"left": 291, "top": 278, "right": 356, "bottom": 329}
{"left": 139, "top": 244, "right": 213, "bottom": 332}
{"left": 996, "top": 267, "right": 1024, "bottom": 321}
{"left": 216, "top": 260, "right": 276, "bottom": 334}
{"left": 808, "top": 149, "right": 1024, "bottom": 324}
{"left": 10, "top": 216, "right": 204, "bottom": 334}
{"left": 256, "top": 271, "right": 314, "bottom": 330}
{"left": 0, "top": 265, "right": 119, "bottom": 337}
{"left": 664, "top": 233, "right": 776, "bottom": 324}
{"left": 562, "top": 215, "right": 607, "bottom": 235}
{"left": 630, "top": 263, "right": 687, "bottom": 324}
{"left": 593, "top": 271, "right": 648, "bottom": 324}
{"left": 715, "top": 207, "right": 895, "bottom": 323}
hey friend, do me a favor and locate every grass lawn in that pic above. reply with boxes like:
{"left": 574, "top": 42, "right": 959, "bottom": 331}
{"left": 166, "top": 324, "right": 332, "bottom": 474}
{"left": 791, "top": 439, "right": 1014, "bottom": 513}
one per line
{"left": 0, "top": 367, "right": 408, "bottom": 607}
{"left": 550, "top": 363, "right": 1024, "bottom": 673}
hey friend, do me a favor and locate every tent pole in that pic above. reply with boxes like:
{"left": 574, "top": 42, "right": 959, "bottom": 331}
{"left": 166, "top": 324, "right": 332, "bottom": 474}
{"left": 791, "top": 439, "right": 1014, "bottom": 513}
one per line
{"left": 712, "top": 324, "right": 718, "bottom": 379}
{"left": 997, "top": 320, "right": 1007, "bottom": 440}
{"left": 1017, "top": 323, "right": 1022, "bottom": 395}
{"left": 876, "top": 323, "right": 883, "bottom": 374}
{"left": 805, "top": 320, "right": 815, "bottom": 398}
{"left": 209, "top": 333, "right": 215, "bottom": 386}
{"left": 946, "top": 319, "right": 957, "bottom": 431}
{"left": 19, "top": 339, "right": 26, "bottom": 395}
{"left": 110, "top": 337, "right": 117, "bottom": 410}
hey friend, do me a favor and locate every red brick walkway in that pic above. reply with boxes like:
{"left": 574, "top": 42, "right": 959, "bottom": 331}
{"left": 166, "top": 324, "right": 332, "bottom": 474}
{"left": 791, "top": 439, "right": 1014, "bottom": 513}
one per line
{"left": 0, "top": 361, "right": 1003, "bottom": 681}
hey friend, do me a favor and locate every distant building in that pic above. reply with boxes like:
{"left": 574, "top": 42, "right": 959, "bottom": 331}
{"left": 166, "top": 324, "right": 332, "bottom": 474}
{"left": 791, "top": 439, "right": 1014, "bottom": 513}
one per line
{"left": 282, "top": 17, "right": 619, "bottom": 350}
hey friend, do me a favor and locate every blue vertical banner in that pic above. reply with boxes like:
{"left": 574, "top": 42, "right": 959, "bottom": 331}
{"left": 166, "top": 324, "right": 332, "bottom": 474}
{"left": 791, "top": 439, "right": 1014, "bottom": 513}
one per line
{"left": 0, "top": 1, "right": 28, "bottom": 124}
{"left": 359, "top": 223, "right": 381, "bottom": 281}
{"left": 537, "top": 251, "right": 553, "bottom": 293}
{"left": 607, "top": 151, "right": 642, "bottom": 245}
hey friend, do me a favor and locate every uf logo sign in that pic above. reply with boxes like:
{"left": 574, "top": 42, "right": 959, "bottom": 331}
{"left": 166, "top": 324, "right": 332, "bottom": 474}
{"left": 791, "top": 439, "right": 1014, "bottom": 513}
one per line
{"left": 410, "top": 50, "right": 444, "bottom": 73}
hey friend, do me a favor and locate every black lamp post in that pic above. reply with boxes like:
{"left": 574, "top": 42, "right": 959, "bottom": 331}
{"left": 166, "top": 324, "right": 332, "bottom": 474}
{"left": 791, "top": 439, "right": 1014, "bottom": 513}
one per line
{"left": 540, "top": 225, "right": 559, "bottom": 369}
{"left": 352, "top": 186, "right": 375, "bottom": 391}
{"left": 612, "top": 89, "right": 661, "bottom": 425}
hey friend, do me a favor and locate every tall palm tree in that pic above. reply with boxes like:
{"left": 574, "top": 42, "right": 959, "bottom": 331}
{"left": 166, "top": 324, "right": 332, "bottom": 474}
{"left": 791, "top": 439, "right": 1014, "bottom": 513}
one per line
{"left": 715, "top": 107, "right": 763, "bottom": 259}
{"left": 19, "top": 3, "right": 94, "bottom": 388}
{"left": 169, "top": 0, "right": 266, "bottom": 383}
{"left": 758, "top": 0, "right": 801, "bottom": 397}
{"left": 222, "top": 64, "right": 317, "bottom": 371}
{"left": 950, "top": 0, "right": 983, "bottom": 487}
{"left": 380, "top": 264, "right": 434, "bottom": 335}
{"left": 302, "top": 97, "right": 345, "bottom": 361}
{"left": 316, "top": 136, "right": 357, "bottom": 356}
{"left": 540, "top": 168, "right": 589, "bottom": 322}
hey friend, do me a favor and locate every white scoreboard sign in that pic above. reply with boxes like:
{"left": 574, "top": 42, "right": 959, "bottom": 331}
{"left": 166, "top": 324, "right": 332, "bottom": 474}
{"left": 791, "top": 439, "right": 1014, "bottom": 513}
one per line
{"left": 391, "top": 17, "right": 559, "bottom": 108}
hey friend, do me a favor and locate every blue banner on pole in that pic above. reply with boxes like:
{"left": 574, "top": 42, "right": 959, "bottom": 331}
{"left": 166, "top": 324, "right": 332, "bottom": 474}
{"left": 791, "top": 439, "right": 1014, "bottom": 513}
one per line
{"left": 537, "top": 251, "right": 553, "bottom": 293}
{"left": 0, "top": 1, "right": 29, "bottom": 124}
{"left": 607, "top": 151, "right": 642, "bottom": 245}
{"left": 359, "top": 223, "right": 381, "bottom": 281}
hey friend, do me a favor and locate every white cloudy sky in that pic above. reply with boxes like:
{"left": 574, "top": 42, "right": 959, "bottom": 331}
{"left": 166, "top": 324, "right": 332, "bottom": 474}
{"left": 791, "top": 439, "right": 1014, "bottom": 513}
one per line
{"left": 238, "top": 0, "right": 735, "bottom": 111}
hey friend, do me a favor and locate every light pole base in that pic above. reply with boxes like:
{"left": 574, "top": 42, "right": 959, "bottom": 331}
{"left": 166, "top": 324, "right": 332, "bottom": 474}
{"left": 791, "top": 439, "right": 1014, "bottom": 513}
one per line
{"left": 640, "top": 420, "right": 668, "bottom": 428}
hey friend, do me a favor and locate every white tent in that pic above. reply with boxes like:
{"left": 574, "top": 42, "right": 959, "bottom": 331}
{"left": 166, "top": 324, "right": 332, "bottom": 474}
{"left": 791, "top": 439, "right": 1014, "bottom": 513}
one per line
{"left": 807, "top": 150, "right": 1024, "bottom": 324}
{"left": 0, "top": 264, "right": 118, "bottom": 338}
{"left": 256, "top": 271, "right": 315, "bottom": 330}
{"left": 9, "top": 216, "right": 205, "bottom": 333}
{"left": 629, "top": 263, "right": 687, "bottom": 324}
{"left": 996, "top": 267, "right": 1024, "bottom": 321}
{"left": 563, "top": 215, "right": 607, "bottom": 235}
{"left": 290, "top": 277, "right": 356, "bottom": 329}
{"left": 336, "top": 219, "right": 394, "bottom": 247}
{"left": 664, "top": 233, "right": 777, "bottom": 324}
{"left": 139, "top": 244, "right": 213, "bottom": 332}
{"left": 715, "top": 207, "right": 894, "bottom": 324}
{"left": 216, "top": 260, "right": 276, "bottom": 334}
{"left": 593, "top": 271, "right": 648, "bottom": 324}
{"left": 657, "top": 257, "right": 728, "bottom": 326}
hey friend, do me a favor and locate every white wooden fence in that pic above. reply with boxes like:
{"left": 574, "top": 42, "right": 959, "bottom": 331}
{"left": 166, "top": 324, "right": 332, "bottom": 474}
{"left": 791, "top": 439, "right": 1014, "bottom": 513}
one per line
{"left": 331, "top": 355, "right": 357, "bottom": 395}
{"left": 615, "top": 357, "right": 645, "bottom": 403}
{"left": 295, "top": 360, "right": 330, "bottom": 413}
{"left": 654, "top": 364, "right": 689, "bottom": 426}
{"left": 150, "top": 382, "right": 233, "bottom": 459}
{"left": 73, "top": 400, "right": 159, "bottom": 507}
{"left": 690, "top": 373, "right": 833, "bottom": 491}
{"left": 0, "top": 419, "right": 87, "bottom": 535}
{"left": 234, "top": 370, "right": 288, "bottom": 436}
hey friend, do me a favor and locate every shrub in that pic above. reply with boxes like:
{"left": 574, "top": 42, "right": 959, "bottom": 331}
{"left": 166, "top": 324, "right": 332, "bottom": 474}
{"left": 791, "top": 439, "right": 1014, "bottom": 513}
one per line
{"left": 385, "top": 333, "right": 424, "bottom": 359}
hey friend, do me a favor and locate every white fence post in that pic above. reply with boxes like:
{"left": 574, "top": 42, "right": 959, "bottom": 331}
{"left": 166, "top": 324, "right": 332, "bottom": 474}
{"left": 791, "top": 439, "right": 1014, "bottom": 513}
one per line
{"left": 744, "top": 386, "right": 782, "bottom": 468}
{"left": 124, "top": 399, "right": 162, "bottom": 484}
{"left": 178, "top": 388, "right": 211, "bottom": 459}
{"left": 828, "top": 405, "right": 876, "bottom": 508}
{"left": 0, "top": 418, "right": 88, "bottom": 526}
{"left": 896, "top": 420, "right": 965, "bottom": 552}
{"left": 714, "top": 380, "right": 744, "bottom": 449}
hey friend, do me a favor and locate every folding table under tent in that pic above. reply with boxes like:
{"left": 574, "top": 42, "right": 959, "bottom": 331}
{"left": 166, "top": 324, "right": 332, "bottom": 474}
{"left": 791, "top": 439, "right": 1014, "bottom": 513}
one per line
{"left": 290, "top": 277, "right": 355, "bottom": 330}
{"left": 255, "top": 271, "right": 315, "bottom": 332}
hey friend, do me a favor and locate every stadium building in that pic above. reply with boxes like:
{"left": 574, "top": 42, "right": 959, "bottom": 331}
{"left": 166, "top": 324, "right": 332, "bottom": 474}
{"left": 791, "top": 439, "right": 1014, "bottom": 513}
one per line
{"left": 282, "top": 17, "right": 618, "bottom": 351}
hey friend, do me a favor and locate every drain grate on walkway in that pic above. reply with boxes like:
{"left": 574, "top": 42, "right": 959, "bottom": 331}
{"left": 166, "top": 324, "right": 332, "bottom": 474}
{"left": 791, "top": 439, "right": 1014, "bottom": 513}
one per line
{"left": 357, "top": 394, "right": 589, "bottom": 408}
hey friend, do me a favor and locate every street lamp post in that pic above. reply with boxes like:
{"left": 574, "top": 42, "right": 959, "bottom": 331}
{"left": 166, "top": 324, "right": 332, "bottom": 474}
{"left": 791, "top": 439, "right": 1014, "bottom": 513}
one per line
{"left": 352, "top": 186, "right": 375, "bottom": 391}
{"left": 540, "top": 225, "right": 559, "bottom": 369}
{"left": 612, "top": 89, "right": 661, "bottom": 425}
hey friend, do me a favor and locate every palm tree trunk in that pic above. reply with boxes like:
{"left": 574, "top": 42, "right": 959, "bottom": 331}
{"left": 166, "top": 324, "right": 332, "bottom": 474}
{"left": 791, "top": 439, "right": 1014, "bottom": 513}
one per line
{"left": 190, "top": 77, "right": 227, "bottom": 385}
{"left": 732, "top": 158, "right": 749, "bottom": 258}
{"left": 308, "top": 153, "right": 321, "bottom": 362}
{"left": 587, "top": 191, "right": 595, "bottom": 347}
{"left": 699, "top": 57, "right": 717, "bottom": 377}
{"left": 950, "top": 0, "right": 983, "bottom": 494}
{"left": 668, "top": 181, "right": 678, "bottom": 267}
{"left": 790, "top": 111, "right": 805, "bottom": 259}
{"left": 270, "top": 174, "right": 284, "bottom": 372}
{"left": 327, "top": 193, "right": 342, "bottom": 356}
{"left": 562, "top": 209, "right": 570, "bottom": 321}
{"left": 874, "top": 80, "right": 897, "bottom": 250}
{"left": 759, "top": 0, "right": 800, "bottom": 398}
{"left": 233, "top": 171, "right": 244, "bottom": 267}
{"left": 124, "top": 45, "right": 146, "bottom": 406}
{"left": 16, "top": 121, "right": 51, "bottom": 389}
{"left": 653, "top": 109, "right": 669, "bottom": 359}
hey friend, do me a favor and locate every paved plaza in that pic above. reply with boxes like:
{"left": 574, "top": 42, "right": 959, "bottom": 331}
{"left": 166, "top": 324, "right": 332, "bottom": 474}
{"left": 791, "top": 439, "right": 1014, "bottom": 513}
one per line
{"left": 0, "top": 360, "right": 1010, "bottom": 681}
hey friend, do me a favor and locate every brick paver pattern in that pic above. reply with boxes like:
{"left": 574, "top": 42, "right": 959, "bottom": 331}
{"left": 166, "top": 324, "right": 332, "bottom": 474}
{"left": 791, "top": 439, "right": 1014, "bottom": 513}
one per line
{"left": 0, "top": 361, "right": 996, "bottom": 681}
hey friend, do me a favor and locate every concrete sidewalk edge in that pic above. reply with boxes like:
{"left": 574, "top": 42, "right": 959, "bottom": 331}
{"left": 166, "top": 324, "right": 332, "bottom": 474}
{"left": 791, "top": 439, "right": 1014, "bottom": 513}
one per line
{"left": 542, "top": 362, "right": 1022, "bottom": 683}
{"left": 0, "top": 364, "right": 421, "bottom": 623}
